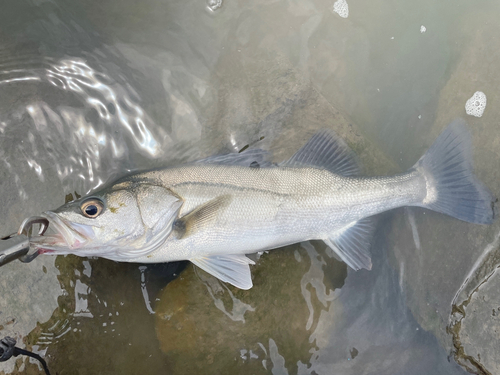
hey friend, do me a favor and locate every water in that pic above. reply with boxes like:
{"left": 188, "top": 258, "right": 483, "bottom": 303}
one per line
{"left": 1, "top": 0, "right": 500, "bottom": 373}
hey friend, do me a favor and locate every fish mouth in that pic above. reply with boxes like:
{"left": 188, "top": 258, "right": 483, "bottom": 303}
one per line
{"left": 30, "top": 212, "right": 94, "bottom": 255}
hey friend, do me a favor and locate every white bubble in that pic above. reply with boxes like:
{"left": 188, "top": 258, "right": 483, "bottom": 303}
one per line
{"left": 465, "top": 91, "right": 487, "bottom": 118}
{"left": 207, "top": 0, "right": 222, "bottom": 11}
{"left": 333, "top": 0, "right": 349, "bottom": 18}
{"left": 420, "top": 25, "right": 426, "bottom": 33}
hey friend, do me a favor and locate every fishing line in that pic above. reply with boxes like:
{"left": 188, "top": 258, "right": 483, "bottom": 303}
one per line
{"left": 0, "top": 336, "right": 51, "bottom": 375}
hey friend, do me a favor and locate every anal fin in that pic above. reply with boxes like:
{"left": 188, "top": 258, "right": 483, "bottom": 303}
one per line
{"left": 191, "top": 254, "right": 255, "bottom": 290}
{"left": 323, "top": 217, "right": 376, "bottom": 270}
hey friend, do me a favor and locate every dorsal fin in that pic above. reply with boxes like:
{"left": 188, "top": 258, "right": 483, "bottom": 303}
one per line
{"left": 197, "top": 149, "right": 272, "bottom": 168}
{"left": 281, "top": 129, "right": 360, "bottom": 176}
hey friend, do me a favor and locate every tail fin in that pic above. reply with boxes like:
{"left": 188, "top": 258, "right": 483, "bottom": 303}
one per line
{"left": 415, "top": 119, "right": 495, "bottom": 224}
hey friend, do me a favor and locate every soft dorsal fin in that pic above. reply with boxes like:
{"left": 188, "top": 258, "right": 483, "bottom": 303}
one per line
{"left": 281, "top": 129, "right": 360, "bottom": 176}
{"left": 323, "top": 217, "right": 376, "bottom": 270}
{"left": 175, "top": 195, "right": 232, "bottom": 238}
{"left": 191, "top": 254, "right": 255, "bottom": 290}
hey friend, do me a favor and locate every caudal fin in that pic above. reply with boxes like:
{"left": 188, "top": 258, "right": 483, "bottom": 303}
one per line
{"left": 415, "top": 119, "right": 495, "bottom": 224}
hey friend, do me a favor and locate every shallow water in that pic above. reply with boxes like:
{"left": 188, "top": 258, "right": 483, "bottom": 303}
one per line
{"left": 1, "top": 0, "right": 500, "bottom": 373}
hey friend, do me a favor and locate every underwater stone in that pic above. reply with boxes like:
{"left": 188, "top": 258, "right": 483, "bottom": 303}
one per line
{"left": 450, "top": 267, "right": 500, "bottom": 374}
{"left": 154, "top": 245, "right": 347, "bottom": 375}
{"left": 0, "top": 256, "right": 62, "bottom": 374}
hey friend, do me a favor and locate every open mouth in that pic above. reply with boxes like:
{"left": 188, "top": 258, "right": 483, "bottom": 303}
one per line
{"left": 37, "top": 248, "right": 56, "bottom": 254}
{"left": 29, "top": 212, "right": 93, "bottom": 254}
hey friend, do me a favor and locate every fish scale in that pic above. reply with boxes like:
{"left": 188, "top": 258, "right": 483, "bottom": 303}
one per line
{"left": 131, "top": 166, "right": 427, "bottom": 264}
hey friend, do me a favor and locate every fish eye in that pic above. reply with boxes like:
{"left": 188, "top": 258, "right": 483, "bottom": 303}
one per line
{"left": 81, "top": 198, "right": 104, "bottom": 218}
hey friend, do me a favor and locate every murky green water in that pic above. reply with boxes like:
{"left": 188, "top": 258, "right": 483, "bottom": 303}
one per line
{"left": 1, "top": 0, "right": 500, "bottom": 373}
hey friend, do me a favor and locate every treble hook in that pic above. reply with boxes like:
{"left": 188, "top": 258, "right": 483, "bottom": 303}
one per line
{"left": 0, "top": 216, "right": 50, "bottom": 266}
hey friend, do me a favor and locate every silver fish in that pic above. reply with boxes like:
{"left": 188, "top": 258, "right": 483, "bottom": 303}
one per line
{"left": 30, "top": 119, "right": 495, "bottom": 289}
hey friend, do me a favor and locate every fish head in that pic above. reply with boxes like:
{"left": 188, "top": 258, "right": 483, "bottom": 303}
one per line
{"left": 31, "top": 182, "right": 183, "bottom": 260}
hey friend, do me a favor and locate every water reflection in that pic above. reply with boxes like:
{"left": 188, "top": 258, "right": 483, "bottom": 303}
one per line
{"left": 0, "top": 56, "right": 172, "bottom": 198}
{"left": 139, "top": 266, "right": 156, "bottom": 315}
{"left": 46, "top": 59, "right": 161, "bottom": 156}
{"left": 197, "top": 269, "right": 255, "bottom": 323}
{"left": 300, "top": 242, "right": 338, "bottom": 330}
{"left": 268, "top": 338, "right": 288, "bottom": 375}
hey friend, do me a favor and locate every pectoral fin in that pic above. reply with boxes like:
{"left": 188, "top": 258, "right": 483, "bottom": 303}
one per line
{"left": 190, "top": 254, "right": 255, "bottom": 290}
{"left": 175, "top": 195, "right": 232, "bottom": 238}
{"left": 323, "top": 217, "right": 376, "bottom": 271}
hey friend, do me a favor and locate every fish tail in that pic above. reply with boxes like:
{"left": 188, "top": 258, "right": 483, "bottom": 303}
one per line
{"left": 414, "top": 119, "right": 495, "bottom": 224}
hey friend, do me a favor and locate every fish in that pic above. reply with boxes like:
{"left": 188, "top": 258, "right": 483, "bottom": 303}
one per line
{"left": 30, "top": 119, "right": 495, "bottom": 289}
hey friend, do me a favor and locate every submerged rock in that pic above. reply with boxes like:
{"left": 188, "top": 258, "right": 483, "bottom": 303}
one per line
{"left": 155, "top": 244, "right": 347, "bottom": 375}
{"left": 449, "top": 267, "right": 500, "bottom": 374}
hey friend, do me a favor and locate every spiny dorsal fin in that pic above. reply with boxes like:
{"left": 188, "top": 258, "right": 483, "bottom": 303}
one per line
{"left": 191, "top": 254, "right": 255, "bottom": 290}
{"left": 175, "top": 195, "right": 232, "bottom": 238}
{"left": 323, "top": 217, "right": 377, "bottom": 270}
{"left": 281, "top": 129, "right": 360, "bottom": 176}
{"left": 197, "top": 149, "right": 272, "bottom": 168}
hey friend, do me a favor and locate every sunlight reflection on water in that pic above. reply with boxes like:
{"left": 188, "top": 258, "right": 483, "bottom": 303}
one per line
{"left": 0, "top": 57, "right": 171, "bottom": 198}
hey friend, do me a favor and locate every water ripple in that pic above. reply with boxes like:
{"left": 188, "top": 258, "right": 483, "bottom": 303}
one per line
{"left": 0, "top": 55, "right": 171, "bottom": 196}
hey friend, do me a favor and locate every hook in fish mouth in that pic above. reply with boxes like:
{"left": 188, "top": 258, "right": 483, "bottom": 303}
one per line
{"left": 27, "top": 212, "right": 95, "bottom": 254}
{"left": 18, "top": 216, "right": 50, "bottom": 236}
